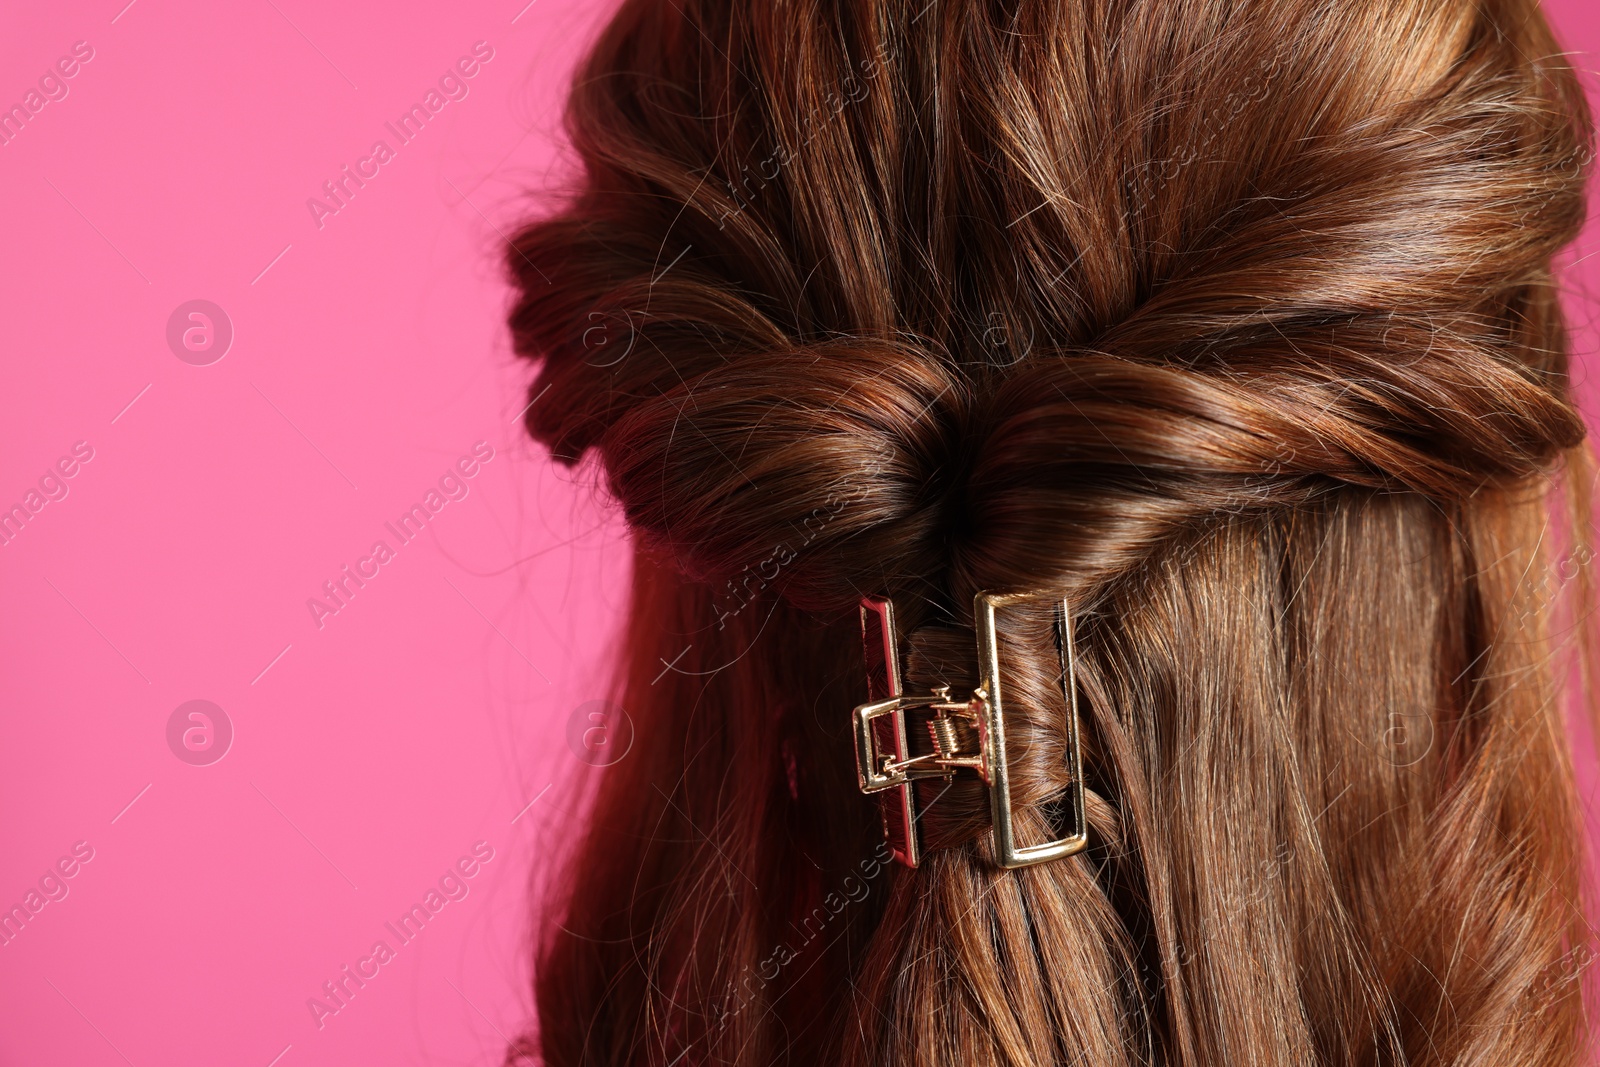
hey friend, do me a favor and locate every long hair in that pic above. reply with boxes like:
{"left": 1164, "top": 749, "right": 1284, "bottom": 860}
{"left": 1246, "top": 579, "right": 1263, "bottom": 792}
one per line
{"left": 503, "top": 0, "right": 1599, "bottom": 1062}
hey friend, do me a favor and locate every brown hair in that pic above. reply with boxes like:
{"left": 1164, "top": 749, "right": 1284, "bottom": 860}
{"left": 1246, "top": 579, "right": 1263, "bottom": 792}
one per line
{"left": 503, "top": 0, "right": 1599, "bottom": 1062}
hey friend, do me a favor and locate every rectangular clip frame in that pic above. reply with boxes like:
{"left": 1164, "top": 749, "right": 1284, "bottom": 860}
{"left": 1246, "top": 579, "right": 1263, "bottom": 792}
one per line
{"left": 855, "top": 592, "right": 1089, "bottom": 869}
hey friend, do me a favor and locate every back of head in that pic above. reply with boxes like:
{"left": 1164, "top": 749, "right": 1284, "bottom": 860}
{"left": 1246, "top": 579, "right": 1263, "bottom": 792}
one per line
{"left": 504, "top": 0, "right": 1598, "bottom": 1063}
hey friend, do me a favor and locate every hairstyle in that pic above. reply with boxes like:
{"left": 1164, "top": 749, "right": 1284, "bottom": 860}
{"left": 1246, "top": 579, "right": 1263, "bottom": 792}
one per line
{"left": 503, "top": 0, "right": 1599, "bottom": 1062}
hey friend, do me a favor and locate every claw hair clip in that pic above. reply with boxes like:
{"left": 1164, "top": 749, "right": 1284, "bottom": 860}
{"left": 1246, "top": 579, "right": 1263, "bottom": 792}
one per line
{"left": 853, "top": 592, "right": 1089, "bottom": 869}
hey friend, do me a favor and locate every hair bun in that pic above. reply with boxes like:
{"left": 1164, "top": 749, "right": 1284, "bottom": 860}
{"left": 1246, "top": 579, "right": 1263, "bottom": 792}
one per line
{"left": 597, "top": 340, "right": 961, "bottom": 610}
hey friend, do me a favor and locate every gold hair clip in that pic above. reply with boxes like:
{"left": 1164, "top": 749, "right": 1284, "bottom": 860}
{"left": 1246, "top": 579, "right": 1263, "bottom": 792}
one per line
{"left": 854, "top": 592, "right": 1088, "bottom": 869}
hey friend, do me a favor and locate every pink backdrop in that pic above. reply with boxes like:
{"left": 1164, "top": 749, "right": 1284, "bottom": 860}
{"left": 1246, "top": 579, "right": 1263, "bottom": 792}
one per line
{"left": 2, "top": 2, "right": 1598, "bottom": 1065}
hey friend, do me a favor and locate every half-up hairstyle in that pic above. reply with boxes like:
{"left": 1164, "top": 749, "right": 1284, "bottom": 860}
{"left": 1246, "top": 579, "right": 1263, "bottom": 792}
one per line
{"left": 504, "top": 0, "right": 1599, "bottom": 1063}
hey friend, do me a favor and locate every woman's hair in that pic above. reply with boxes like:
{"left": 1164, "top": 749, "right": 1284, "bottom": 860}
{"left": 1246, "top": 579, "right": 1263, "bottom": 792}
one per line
{"left": 503, "top": 0, "right": 1599, "bottom": 1062}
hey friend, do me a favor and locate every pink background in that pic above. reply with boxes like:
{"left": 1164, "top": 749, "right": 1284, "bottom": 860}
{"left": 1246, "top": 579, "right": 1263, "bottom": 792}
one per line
{"left": 1, "top": 2, "right": 1598, "bottom": 1065}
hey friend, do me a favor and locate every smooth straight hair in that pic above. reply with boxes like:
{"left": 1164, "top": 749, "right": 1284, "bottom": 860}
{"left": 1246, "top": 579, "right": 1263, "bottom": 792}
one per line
{"left": 504, "top": 0, "right": 1599, "bottom": 1063}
